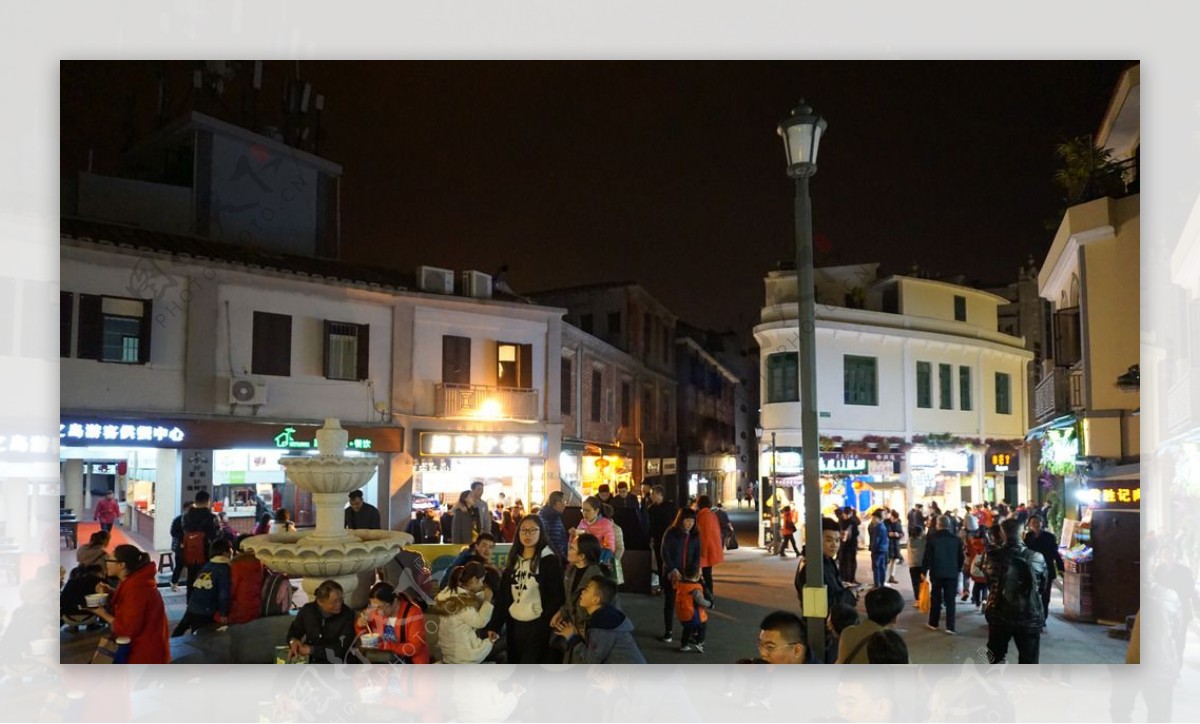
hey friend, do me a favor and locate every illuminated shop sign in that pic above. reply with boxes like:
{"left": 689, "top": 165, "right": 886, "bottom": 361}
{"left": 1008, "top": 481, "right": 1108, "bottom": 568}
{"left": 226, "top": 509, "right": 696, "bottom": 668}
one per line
{"left": 273, "top": 427, "right": 373, "bottom": 450}
{"left": 985, "top": 451, "right": 1020, "bottom": 473}
{"left": 820, "top": 455, "right": 867, "bottom": 474}
{"left": 1078, "top": 484, "right": 1140, "bottom": 506}
{"left": 0, "top": 433, "right": 55, "bottom": 455}
{"left": 61, "top": 421, "right": 185, "bottom": 444}
{"left": 418, "top": 432, "right": 546, "bottom": 457}
{"left": 909, "top": 449, "right": 971, "bottom": 472}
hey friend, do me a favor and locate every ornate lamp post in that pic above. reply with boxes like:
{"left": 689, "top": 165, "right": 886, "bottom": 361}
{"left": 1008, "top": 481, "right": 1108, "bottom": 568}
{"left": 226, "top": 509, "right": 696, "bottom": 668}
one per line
{"left": 778, "top": 99, "right": 828, "bottom": 656}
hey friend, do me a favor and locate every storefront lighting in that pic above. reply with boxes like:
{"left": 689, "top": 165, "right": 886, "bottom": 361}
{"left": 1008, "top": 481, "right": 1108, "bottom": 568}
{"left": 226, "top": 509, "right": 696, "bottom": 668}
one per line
{"left": 1076, "top": 488, "right": 1101, "bottom": 504}
{"left": 477, "top": 399, "right": 504, "bottom": 419}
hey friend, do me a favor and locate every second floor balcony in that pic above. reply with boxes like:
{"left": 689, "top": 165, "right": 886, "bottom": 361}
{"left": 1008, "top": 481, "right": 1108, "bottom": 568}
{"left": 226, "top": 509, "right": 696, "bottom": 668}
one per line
{"left": 1034, "top": 366, "right": 1084, "bottom": 424}
{"left": 435, "top": 383, "right": 540, "bottom": 422}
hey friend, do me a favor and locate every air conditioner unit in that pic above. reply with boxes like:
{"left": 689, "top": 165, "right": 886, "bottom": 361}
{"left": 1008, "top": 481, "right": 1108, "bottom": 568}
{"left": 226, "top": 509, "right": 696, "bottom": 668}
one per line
{"left": 229, "top": 378, "right": 268, "bottom": 406}
{"left": 462, "top": 270, "right": 492, "bottom": 299}
{"left": 417, "top": 265, "right": 455, "bottom": 294}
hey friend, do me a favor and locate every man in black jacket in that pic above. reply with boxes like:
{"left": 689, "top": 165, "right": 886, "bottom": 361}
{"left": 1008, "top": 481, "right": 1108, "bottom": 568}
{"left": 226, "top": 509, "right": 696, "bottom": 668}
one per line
{"left": 907, "top": 503, "right": 925, "bottom": 538}
{"left": 344, "top": 490, "right": 381, "bottom": 530}
{"left": 1022, "top": 515, "right": 1063, "bottom": 629}
{"left": 796, "top": 517, "right": 857, "bottom": 616}
{"left": 181, "top": 491, "right": 221, "bottom": 603}
{"left": 168, "top": 501, "right": 194, "bottom": 592}
{"left": 983, "top": 518, "right": 1048, "bottom": 663}
{"left": 868, "top": 509, "right": 889, "bottom": 588}
{"left": 646, "top": 487, "right": 676, "bottom": 591}
{"left": 922, "top": 515, "right": 965, "bottom": 635}
{"left": 287, "top": 579, "right": 358, "bottom": 664}
{"left": 837, "top": 508, "right": 861, "bottom": 585}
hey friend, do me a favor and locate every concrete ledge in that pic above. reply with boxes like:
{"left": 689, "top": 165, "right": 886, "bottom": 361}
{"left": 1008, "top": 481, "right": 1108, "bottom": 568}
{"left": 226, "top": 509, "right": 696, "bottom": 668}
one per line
{"left": 170, "top": 614, "right": 296, "bottom": 664}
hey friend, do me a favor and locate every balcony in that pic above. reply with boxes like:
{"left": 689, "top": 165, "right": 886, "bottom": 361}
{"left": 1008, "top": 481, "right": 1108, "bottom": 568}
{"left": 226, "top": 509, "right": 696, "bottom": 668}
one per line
{"left": 435, "top": 384, "right": 540, "bottom": 422}
{"left": 1034, "top": 367, "right": 1085, "bottom": 424}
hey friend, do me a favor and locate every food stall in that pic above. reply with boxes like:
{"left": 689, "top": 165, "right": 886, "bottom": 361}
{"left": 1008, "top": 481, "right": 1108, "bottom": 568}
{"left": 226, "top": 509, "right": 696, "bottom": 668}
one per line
{"left": 1061, "top": 468, "right": 1140, "bottom": 624}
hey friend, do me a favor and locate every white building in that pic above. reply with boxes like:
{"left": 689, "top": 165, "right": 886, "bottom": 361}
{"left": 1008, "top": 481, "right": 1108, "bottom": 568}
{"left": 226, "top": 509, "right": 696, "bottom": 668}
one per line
{"left": 754, "top": 264, "right": 1033, "bottom": 515}
{"left": 61, "top": 219, "right": 566, "bottom": 552}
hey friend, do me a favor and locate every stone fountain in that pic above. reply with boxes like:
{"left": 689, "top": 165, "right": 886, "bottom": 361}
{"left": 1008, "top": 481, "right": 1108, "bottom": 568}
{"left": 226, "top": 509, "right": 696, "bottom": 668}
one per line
{"left": 241, "top": 418, "right": 411, "bottom": 608}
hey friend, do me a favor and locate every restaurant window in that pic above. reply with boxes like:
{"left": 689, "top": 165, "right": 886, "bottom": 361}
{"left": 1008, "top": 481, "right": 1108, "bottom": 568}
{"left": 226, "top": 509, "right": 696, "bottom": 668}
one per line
{"left": 995, "top": 372, "right": 1012, "bottom": 415}
{"left": 591, "top": 369, "right": 603, "bottom": 422}
{"left": 844, "top": 355, "right": 878, "bottom": 406}
{"left": 939, "top": 363, "right": 953, "bottom": 410}
{"left": 954, "top": 295, "right": 967, "bottom": 322}
{"left": 916, "top": 361, "right": 932, "bottom": 409}
{"left": 76, "top": 294, "right": 153, "bottom": 364}
{"left": 959, "top": 366, "right": 973, "bottom": 411}
{"left": 442, "top": 335, "right": 471, "bottom": 385}
{"left": 496, "top": 342, "right": 533, "bottom": 389}
{"left": 252, "top": 311, "right": 292, "bottom": 376}
{"left": 323, "top": 321, "right": 369, "bottom": 381}
{"left": 561, "top": 357, "right": 572, "bottom": 415}
{"left": 766, "top": 352, "right": 799, "bottom": 403}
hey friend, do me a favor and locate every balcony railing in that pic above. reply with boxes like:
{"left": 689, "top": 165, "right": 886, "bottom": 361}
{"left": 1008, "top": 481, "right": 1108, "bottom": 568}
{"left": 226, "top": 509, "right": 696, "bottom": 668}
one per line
{"left": 1034, "top": 367, "right": 1085, "bottom": 423}
{"left": 435, "top": 383, "right": 540, "bottom": 421}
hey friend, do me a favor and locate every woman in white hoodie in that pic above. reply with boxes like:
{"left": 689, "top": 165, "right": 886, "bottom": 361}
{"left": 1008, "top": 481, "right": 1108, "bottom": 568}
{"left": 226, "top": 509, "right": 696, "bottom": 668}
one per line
{"left": 486, "top": 515, "right": 566, "bottom": 664}
{"left": 429, "top": 561, "right": 494, "bottom": 664}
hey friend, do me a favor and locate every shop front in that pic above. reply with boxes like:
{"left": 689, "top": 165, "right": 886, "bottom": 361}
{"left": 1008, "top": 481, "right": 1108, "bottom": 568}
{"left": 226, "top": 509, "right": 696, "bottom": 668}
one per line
{"left": 772, "top": 452, "right": 905, "bottom": 517}
{"left": 906, "top": 446, "right": 978, "bottom": 512}
{"left": 60, "top": 414, "right": 403, "bottom": 552}
{"left": 686, "top": 453, "right": 736, "bottom": 504}
{"left": 983, "top": 447, "right": 1021, "bottom": 506}
{"left": 416, "top": 431, "right": 548, "bottom": 512}
{"left": 1062, "top": 467, "right": 1140, "bottom": 624}
{"left": 559, "top": 440, "right": 632, "bottom": 501}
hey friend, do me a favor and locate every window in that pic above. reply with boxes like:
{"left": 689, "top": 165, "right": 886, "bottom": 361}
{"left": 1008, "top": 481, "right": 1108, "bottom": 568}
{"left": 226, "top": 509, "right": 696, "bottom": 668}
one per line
{"left": 1054, "top": 307, "right": 1081, "bottom": 366}
{"left": 916, "top": 361, "right": 932, "bottom": 409}
{"left": 607, "top": 312, "right": 621, "bottom": 336}
{"left": 60, "top": 292, "right": 73, "bottom": 358}
{"left": 844, "top": 355, "right": 878, "bottom": 406}
{"left": 591, "top": 370, "right": 603, "bottom": 422}
{"left": 560, "top": 358, "right": 572, "bottom": 415}
{"left": 251, "top": 311, "right": 292, "bottom": 376}
{"left": 959, "top": 366, "right": 972, "bottom": 411}
{"left": 995, "top": 372, "right": 1012, "bottom": 415}
{"left": 643, "top": 388, "right": 654, "bottom": 433}
{"left": 954, "top": 295, "right": 967, "bottom": 322}
{"left": 621, "top": 382, "right": 631, "bottom": 427}
{"left": 497, "top": 342, "right": 533, "bottom": 389}
{"left": 441, "top": 335, "right": 471, "bottom": 385}
{"left": 643, "top": 312, "right": 652, "bottom": 357}
{"left": 939, "top": 363, "right": 953, "bottom": 410}
{"left": 766, "top": 352, "right": 799, "bottom": 403}
{"left": 579, "top": 314, "right": 594, "bottom": 335}
{"left": 77, "top": 294, "right": 153, "bottom": 364}
{"left": 323, "top": 321, "right": 369, "bottom": 381}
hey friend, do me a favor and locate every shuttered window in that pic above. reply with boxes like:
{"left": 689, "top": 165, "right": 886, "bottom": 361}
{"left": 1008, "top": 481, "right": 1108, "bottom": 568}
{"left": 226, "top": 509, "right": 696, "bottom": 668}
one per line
{"left": 323, "top": 321, "right": 370, "bottom": 381}
{"left": 916, "top": 361, "right": 932, "bottom": 409}
{"left": 442, "top": 336, "right": 471, "bottom": 385}
{"left": 252, "top": 311, "right": 292, "bottom": 376}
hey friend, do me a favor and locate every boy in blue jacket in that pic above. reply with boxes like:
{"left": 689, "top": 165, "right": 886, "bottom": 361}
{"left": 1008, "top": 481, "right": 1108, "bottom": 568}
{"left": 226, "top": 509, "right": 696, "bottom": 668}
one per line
{"left": 172, "top": 539, "right": 233, "bottom": 637}
{"left": 554, "top": 576, "right": 646, "bottom": 664}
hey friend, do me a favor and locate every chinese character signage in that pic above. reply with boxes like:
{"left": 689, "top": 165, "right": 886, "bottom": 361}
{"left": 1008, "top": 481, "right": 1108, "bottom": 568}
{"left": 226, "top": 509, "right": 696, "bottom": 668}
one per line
{"left": 1079, "top": 481, "right": 1140, "bottom": 508}
{"left": 58, "top": 417, "right": 403, "bottom": 452}
{"left": 418, "top": 432, "right": 546, "bottom": 458}
{"left": 985, "top": 450, "right": 1020, "bottom": 473}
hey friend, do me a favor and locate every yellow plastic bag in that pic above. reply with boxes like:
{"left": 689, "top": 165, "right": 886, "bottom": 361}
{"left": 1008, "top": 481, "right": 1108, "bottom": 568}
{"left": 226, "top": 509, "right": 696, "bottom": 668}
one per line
{"left": 917, "top": 577, "right": 932, "bottom": 614}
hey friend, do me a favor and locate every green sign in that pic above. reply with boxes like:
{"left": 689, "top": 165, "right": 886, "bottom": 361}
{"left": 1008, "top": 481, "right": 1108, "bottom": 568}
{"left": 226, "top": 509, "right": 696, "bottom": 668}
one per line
{"left": 228, "top": 470, "right": 246, "bottom": 484}
{"left": 273, "top": 427, "right": 373, "bottom": 450}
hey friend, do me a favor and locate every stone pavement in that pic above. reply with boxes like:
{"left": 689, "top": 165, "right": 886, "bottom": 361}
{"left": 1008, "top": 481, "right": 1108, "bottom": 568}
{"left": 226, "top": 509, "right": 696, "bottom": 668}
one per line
{"left": 619, "top": 509, "right": 1128, "bottom": 665}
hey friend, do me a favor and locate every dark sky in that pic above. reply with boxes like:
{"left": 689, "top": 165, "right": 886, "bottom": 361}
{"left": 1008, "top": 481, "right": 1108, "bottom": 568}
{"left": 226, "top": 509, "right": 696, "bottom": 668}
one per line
{"left": 61, "top": 60, "right": 1131, "bottom": 334}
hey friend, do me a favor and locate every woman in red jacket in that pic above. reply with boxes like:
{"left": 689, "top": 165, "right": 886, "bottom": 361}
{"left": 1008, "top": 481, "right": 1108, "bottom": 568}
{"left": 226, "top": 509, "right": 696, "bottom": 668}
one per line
{"left": 695, "top": 495, "right": 725, "bottom": 599}
{"left": 227, "top": 540, "right": 264, "bottom": 625}
{"left": 89, "top": 545, "right": 170, "bottom": 664}
{"left": 355, "top": 581, "right": 430, "bottom": 664}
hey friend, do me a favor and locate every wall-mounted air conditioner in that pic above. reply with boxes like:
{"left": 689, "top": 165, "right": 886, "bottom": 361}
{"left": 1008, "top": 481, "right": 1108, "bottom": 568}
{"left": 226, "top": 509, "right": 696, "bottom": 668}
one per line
{"left": 462, "top": 270, "right": 492, "bottom": 299}
{"left": 417, "top": 265, "right": 455, "bottom": 294}
{"left": 229, "top": 378, "right": 268, "bottom": 406}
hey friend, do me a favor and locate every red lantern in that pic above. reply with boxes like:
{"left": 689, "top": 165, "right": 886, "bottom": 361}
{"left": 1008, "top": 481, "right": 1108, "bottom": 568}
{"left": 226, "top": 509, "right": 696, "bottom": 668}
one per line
{"left": 821, "top": 483, "right": 833, "bottom": 494}
{"left": 116, "top": 461, "right": 128, "bottom": 476}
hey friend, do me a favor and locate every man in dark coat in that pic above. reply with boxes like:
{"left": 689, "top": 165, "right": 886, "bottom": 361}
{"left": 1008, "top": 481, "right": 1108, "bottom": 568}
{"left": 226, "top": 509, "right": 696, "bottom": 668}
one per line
{"left": 868, "top": 509, "right": 889, "bottom": 588}
{"left": 286, "top": 579, "right": 358, "bottom": 664}
{"left": 983, "top": 518, "right": 1048, "bottom": 663}
{"left": 1022, "top": 515, "right": 1063, "bottom": 628}
{"left": 907, "top": 504, "right": 925, "bottom": 538}
{"left": 647, "top": 486, "right": 676, "bottom": 587}
{"left": 344, "top": 490, "right": 382, "bottom": 530}
{"left": 922, "top": 515, "right": 966, "bottom": 634}
{"left": 181, "top": 491, "right": 221, "bottom": 603}
{"left": 837, "top": 507, "right": 861, "bottom": 584}
{"left": 796, "top": 518, "right": 857, "bottom": 616}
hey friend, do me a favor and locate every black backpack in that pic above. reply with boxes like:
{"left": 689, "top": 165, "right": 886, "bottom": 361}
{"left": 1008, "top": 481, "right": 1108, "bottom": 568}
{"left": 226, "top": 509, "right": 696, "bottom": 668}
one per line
{"left": 995, "top": 549, "right": 1042, "bottom": 622}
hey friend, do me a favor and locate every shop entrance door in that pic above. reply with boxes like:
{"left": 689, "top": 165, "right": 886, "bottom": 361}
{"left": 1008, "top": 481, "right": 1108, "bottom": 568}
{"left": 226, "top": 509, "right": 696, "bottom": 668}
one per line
{"left": 1004, "top": 474, "right": 1019, "bottom": 506}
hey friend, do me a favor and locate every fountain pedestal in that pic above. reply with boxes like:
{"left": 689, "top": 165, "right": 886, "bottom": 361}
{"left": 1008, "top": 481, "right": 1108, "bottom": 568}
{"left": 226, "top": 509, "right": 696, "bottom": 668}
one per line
{"left": 241, "top": 419, "right": 411, "bottom": 608}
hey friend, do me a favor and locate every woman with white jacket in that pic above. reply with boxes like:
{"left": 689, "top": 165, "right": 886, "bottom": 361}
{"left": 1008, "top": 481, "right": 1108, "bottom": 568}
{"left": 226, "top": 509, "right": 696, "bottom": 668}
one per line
{"left": 429, "top": 561, "right": 494, "bottom": 664}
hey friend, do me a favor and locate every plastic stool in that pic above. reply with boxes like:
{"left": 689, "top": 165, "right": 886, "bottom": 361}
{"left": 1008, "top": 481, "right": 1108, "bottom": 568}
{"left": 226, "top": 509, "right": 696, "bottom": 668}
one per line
{"left": 158, "top": 551, "right": 174, "bottom": 575}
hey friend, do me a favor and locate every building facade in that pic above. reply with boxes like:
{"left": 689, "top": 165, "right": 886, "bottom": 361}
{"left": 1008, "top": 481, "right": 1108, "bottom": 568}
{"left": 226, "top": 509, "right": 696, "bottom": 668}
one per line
{"left": 755, "top": 264, "right": 1033, "bottom": 518}
{"left": 676, "top": 336, "right": 739, "bottom": 506}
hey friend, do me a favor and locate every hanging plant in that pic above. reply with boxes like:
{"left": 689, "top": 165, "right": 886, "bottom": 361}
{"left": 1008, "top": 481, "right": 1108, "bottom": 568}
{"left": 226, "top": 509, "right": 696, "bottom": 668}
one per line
{"left": 1039, "top": 458, "right": 1076, "bottom": 477}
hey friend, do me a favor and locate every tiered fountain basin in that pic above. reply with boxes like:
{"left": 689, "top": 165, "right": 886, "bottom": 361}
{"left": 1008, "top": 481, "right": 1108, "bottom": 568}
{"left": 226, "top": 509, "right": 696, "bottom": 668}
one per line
{"left": 239, "top": 418, "right": 410, "bottom": 602}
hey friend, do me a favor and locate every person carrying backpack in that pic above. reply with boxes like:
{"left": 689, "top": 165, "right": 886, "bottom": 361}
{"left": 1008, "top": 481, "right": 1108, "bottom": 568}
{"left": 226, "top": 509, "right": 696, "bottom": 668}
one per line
{"left": 181, "top": 491, "right": 221, "bottom": 604}
{"left": 169, "top": 502, "right": 194, "bottom": 592}
{"left": 982, "top": 518, "right": 1048, "bottom": 664}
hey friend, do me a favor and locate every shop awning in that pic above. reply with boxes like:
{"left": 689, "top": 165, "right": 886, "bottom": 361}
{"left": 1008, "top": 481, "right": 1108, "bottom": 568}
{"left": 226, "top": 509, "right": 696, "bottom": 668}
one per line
{"left": 561, "top": 439, "right": 628, "bottom": 457}
{"left": 1025, "top": 414, "right": 1077, "bottom": 442}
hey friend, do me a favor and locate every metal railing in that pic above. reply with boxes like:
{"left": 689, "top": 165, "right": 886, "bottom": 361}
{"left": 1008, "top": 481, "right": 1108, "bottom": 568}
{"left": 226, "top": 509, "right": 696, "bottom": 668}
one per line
{"left": 435, "top": 383, "right": 540, "bottom": 421}
{"left": 1034, "top": 367, "right": 1072, "bottom": 423}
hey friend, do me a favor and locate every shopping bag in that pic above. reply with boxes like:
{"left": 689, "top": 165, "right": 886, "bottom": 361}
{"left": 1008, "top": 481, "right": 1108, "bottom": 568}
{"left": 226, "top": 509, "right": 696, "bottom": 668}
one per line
{"left": 90, "top": 636, "right": 119, "bottom": 664}
{"left": 725, "top": 534, "right": 739, "bottom": 551}
{"left": 917, "top": 578, "right": 932, "bottom": 614}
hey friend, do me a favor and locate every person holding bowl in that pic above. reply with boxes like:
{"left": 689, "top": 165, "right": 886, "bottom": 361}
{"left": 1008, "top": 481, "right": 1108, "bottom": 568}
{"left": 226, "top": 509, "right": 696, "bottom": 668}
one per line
{"left": 88, "top": 545, "right": 170, "bottom": 664}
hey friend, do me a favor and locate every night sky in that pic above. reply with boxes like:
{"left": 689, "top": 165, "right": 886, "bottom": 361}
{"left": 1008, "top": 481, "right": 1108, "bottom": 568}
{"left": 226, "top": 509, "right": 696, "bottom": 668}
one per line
{"left": 61, "top": 60, "right": 1132, "bottom": 335}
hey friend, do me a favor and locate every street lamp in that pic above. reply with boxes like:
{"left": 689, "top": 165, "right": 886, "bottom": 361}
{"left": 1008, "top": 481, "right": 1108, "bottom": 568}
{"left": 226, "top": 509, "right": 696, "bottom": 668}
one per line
{"left": 778, "top": 99, "right": 827, "bottom": 657}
